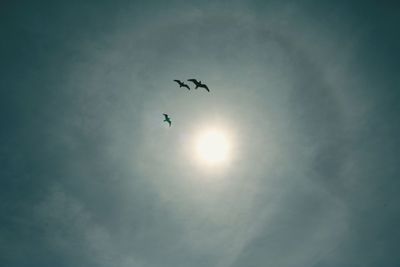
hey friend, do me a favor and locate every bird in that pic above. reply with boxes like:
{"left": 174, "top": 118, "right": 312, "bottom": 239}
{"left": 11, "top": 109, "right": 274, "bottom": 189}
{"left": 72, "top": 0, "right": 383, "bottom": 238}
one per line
{"left": 173, "top": 80, "right": 190, "bottom": 90}
{"left": 163, "top": 113, "right": 171, "bottom": 127}
{"left": 187, "top": 79, "right": 209, "bottom": 92}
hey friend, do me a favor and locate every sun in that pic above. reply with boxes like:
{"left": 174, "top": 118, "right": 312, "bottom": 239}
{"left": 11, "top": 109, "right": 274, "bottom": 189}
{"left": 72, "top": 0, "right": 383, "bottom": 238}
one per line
{"left": 195, "top": 130, "right": 230, "bottom": 165}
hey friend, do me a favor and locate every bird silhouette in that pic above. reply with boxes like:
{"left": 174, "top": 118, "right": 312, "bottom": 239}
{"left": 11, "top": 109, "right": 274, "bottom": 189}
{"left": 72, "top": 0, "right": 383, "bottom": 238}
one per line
{"left": 173, "top": 80, "right": 190, "bottom": 90}
{"left": 187, "top": 79, "right": 209, "bottom": 92}
{"left": 163, "top": 113, "right": 171, "bottom": 127}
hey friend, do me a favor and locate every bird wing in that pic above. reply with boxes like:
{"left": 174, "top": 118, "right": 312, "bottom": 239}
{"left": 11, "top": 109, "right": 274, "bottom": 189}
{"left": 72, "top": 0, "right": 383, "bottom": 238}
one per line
{"left": 173, "top": 80, "right": 181, "bottom": 84}
{"left": 197, "top": 83, "right": 208, "bottom": 91}
{"left": 187, "top": 79, "right": 198, "bottom": 84}
{"left": 163, "top": 113, "right": 169, "bottom": 119}
{"left": 203, "top": 85, "right": 209, "bottom": 92}
{"left": 183, "top": 84, "right": 190, "bottom": 90}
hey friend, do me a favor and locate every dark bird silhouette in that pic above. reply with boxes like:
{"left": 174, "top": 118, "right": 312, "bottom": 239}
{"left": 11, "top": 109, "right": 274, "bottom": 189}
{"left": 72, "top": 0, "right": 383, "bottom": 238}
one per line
{"left": 173, "top": 80, "right": 190, "bottom": 90}
{"left": 187, "top": 79, "right": 210, "bottom": 92}
{"left": 163, "top": 113, "right": 171, "bottom": 127}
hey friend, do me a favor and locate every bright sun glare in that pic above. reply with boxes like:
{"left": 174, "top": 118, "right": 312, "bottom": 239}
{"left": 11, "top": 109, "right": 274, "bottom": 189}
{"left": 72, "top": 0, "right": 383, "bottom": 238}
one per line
{"left": 196, "top": 130, "right": 230, "bottom": 165}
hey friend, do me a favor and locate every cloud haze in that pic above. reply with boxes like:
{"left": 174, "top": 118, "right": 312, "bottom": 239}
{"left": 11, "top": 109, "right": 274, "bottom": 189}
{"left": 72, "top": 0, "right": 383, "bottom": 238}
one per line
{"left": 1, "top": 1, "right": 399, "bottom": 267}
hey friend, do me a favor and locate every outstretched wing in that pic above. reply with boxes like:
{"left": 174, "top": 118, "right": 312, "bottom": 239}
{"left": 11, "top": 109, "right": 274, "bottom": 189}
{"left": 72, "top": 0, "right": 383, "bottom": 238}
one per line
{"left": 167, "top": 120, "right": 171, "bottom": 127}
{"left": 173, "top": 80, "right": 181, "bottom": 85}
{"left": 163, "top": 113, "right": 169, "bottom": 119}
{"left": 201, "top": 84, "right": 210, "bottom": 92}
{"left": 183, "top": 84, "right": 190, "bottom": 90}
{"left": 187, "top": 79, "right": 198, "bottom": 84}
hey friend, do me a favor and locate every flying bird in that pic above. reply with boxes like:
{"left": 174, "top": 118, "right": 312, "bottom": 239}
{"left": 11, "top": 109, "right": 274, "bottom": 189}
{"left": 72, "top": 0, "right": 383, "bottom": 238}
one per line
{"left": 187, "top": 79, "right": 210, "bottom": 92}
{"left": 163, "top": 113, "right": 171, "bottom": 127}
{"left": 173, "top": 80, "right": 190, "bottom": 90}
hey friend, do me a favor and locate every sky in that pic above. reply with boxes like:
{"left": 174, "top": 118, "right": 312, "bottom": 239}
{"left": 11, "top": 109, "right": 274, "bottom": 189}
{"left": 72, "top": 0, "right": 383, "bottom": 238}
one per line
{"left": 1, "top": 1, "right": 400, "bottom": 266}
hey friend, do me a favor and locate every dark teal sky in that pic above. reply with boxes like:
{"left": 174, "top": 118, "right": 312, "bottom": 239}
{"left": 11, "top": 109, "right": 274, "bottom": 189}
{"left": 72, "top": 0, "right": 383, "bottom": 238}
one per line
{"left": 1, "top": 1, "right": 400, "bottom": 267}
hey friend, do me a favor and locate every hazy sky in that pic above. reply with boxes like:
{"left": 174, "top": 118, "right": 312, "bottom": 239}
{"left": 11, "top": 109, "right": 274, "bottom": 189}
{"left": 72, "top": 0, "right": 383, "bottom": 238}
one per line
{"left": 1, "top": 1, "right": 399, "bottom": 267}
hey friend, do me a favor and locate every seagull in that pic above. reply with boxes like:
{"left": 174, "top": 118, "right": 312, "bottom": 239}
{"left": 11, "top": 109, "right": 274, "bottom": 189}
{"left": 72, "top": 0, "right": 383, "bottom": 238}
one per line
{"left": 163, "top": 113, "right": 171, "bottom": 127}
{"left": 173, "top": 80, "right": 190, "bottom": 90}
{"left": 187, "top": 79, "right": 209, "bottom": 92}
